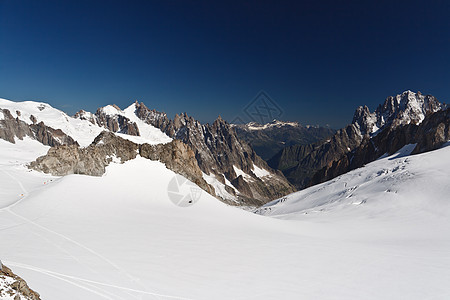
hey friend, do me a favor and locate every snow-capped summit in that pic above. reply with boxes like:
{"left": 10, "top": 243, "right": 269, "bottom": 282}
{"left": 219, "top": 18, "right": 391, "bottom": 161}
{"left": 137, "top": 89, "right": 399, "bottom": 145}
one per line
{"left": 352, "top": 90, "right": 445, "bottom": 135}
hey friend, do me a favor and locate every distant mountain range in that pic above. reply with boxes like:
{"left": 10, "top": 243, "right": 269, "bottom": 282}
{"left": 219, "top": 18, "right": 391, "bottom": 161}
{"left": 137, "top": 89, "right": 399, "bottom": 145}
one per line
{"left": 1, "top": 90, "right": 448, "bottom": 205}
{"left": 231, "top": 120, "right": 334, "bottom": 160}
{"left": 268, "top": 90, "right": 448, "bottom": 189}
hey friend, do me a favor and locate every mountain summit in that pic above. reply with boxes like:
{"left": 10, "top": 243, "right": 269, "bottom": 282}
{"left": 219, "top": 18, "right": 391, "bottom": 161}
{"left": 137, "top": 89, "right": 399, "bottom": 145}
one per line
{"left": 269, "top": 91, "right": 447, "bottom": 189}
{"left": 353, "top": 90, "right": 445, "bottom": 135}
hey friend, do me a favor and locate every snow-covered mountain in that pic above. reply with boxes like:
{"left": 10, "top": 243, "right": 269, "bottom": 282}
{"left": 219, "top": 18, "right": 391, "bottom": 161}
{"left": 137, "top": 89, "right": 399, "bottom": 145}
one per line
{"left": 0, "top": 98, "right": 294, "bottom": 206}
{"left": 352, "top": 90, "right": 445, "bottom": 135}
{"left": 232, "top": 120, "right": 302, "bottom": 131}
{"left": 1, "top": 118, "right": 449, "bottom": 299}
{"left": 270, "top": 91, "right": 447, "bottom": 189}
{"left": 0, "top": 98, "right": 171, "bottom": 147}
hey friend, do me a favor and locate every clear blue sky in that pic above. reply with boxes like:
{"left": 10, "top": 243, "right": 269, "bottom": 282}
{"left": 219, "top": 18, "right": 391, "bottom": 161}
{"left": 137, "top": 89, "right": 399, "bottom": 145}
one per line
{"left": 1, "top": 0, "right": 449, "bottom": 128}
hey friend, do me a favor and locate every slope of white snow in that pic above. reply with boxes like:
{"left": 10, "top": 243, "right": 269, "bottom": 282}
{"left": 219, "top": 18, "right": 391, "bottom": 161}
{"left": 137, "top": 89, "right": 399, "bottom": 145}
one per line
{"left": 258, "top": 143, "right": 450, "bottom": 221}
{"left": 122, "top": 103, "right": 172, "bottom": 144}
{"left": 252, "top": 165, "right": 271, "bottom": 178}
{"left": 1, "top": 138, "right": 450, "bottom": 299}
{"left": 202, "top": 172, "right": 237, "bottom": 202}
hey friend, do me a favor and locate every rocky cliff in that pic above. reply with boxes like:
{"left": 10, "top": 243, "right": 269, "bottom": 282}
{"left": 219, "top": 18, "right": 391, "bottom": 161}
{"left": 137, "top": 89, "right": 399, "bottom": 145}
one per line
{"left": 0, "top": 108, "right": 78, "bottom": 147}
{"left": 0, "top": 263, "right": 41, "bottom": 300}
{"left": 311, "top": 107, "right": 450, "bottom": 185}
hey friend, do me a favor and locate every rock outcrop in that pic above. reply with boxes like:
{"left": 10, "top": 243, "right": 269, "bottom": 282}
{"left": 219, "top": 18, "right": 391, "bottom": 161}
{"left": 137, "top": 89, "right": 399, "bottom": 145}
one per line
{"left": 0, "top": 108, "right": 78, "bottom": 147}
{"left": 74, "top": 105, "right": 140, "bottom": 136}
{"left": 0, "top": 263, "right": 41, "bottom": 300}
{"left": 29, "top": 131, "right": 214, "bottom": 196}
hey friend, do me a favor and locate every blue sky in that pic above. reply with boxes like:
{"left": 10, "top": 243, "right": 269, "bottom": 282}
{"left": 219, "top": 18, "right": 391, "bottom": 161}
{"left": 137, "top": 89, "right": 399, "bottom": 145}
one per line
{"left": 1, "top": 0, "right": 449, "bottom": 128}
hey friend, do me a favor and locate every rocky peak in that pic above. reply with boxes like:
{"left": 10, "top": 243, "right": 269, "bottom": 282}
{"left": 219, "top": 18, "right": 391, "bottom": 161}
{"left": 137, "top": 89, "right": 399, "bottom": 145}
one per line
{"left": 274, "top": 91, "right": 447, "bottom": 190}
{"left": 352, "top": 105, "right": 376, "bottom": 135}
{"left": 73, "top": 110, "right": 97, "bottom": 124}
{"left": 352, "top": 91, "right": 445, "bottom": 136}
{"left": 94, "top": 105, "right": 140, "bottom": 136}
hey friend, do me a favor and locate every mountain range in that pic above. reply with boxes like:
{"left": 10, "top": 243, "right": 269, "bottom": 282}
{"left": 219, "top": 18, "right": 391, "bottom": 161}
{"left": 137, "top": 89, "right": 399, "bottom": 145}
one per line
{"left": 0, "top": 99, "right": 294, "bottom": 207}
{"left": 231, "top": 120, "right": 334, "bottom": 160}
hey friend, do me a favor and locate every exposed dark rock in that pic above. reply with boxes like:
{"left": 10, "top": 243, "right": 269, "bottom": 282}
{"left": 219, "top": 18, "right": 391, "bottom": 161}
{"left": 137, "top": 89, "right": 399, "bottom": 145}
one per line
{"left": 231, "top": 175, "right": 253, "bottom": 198}
{"left": 0, "top": 109, "right": 78, "bottom": 147}
{"left": 0, "top": 109, "right": 34, "bottom": 143}
{"left": 31, "top": 121, "right": 78, "bottom": 147}
{"left": 271, "top": 91, "right": 447, "bottom": 190}
{"left": 310, "top": 107, "right": 450, "bottom": 186}
{"left": 269, "top": 91, "right": 446, "bottom": 189}
{"left": 0, "top": 263, "right": 41, "bottom": 300}
{"left": 273, "top": 124, "right": 364, "bottom": 189}
{"left": 95, "top": 108, "right": 140, "bottom": 136}
{"left": 29, "top": 115, "right": 37, "bottom": 124}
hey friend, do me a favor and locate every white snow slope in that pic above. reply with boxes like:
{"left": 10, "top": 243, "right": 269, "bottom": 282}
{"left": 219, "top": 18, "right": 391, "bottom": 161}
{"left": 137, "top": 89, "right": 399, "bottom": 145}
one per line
{"left": 1, "top": 137, "right": 450, "bottom": 299}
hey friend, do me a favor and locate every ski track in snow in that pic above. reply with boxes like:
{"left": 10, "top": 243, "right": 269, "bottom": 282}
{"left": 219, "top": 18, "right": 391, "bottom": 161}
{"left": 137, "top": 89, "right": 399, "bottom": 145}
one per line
{"left": 1, "top": 137, "right": 450, "bottom": 299}
{"left": 0, "top": 169, "right": 190, "bottom": 300}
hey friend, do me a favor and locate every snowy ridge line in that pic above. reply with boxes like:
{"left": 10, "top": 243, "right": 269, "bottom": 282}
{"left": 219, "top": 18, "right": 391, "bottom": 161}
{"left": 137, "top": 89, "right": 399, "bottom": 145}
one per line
{"left": 4, "top": 261, "right": 196, "bottom": 300}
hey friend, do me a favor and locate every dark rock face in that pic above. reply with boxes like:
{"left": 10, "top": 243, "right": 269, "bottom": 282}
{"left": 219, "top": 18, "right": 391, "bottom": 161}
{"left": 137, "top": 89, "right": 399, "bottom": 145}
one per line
{"left": 73, "top": 105, "right": 141, "bottom": 136}
{"left": 131, "top": 102, "right": 296, "bottom": 205}
{"left": 0, "top": 109, "right": 78, "bottom": 147}
{"left": 271, "top": 124, "right": 364, "bottom": 189}
{"left": 232, "top": 121, "right": 334, "bottom": 160}
{"left": 0, "top": 263, "right": 41, "bottom": 300}
{"left": 311, "top": 107, "right": 450, "bottom": 185}
{"left": 29, "top": 131, "right": 215, "bottom": 196}
{"left": 94, "top": 107, "right": 140, "bottom": 136}
{"left": 0, "top": 109, "right": 34, "bottom": 143}
{"left": 271, "top": 91, "right": 447, "bottom": 190}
